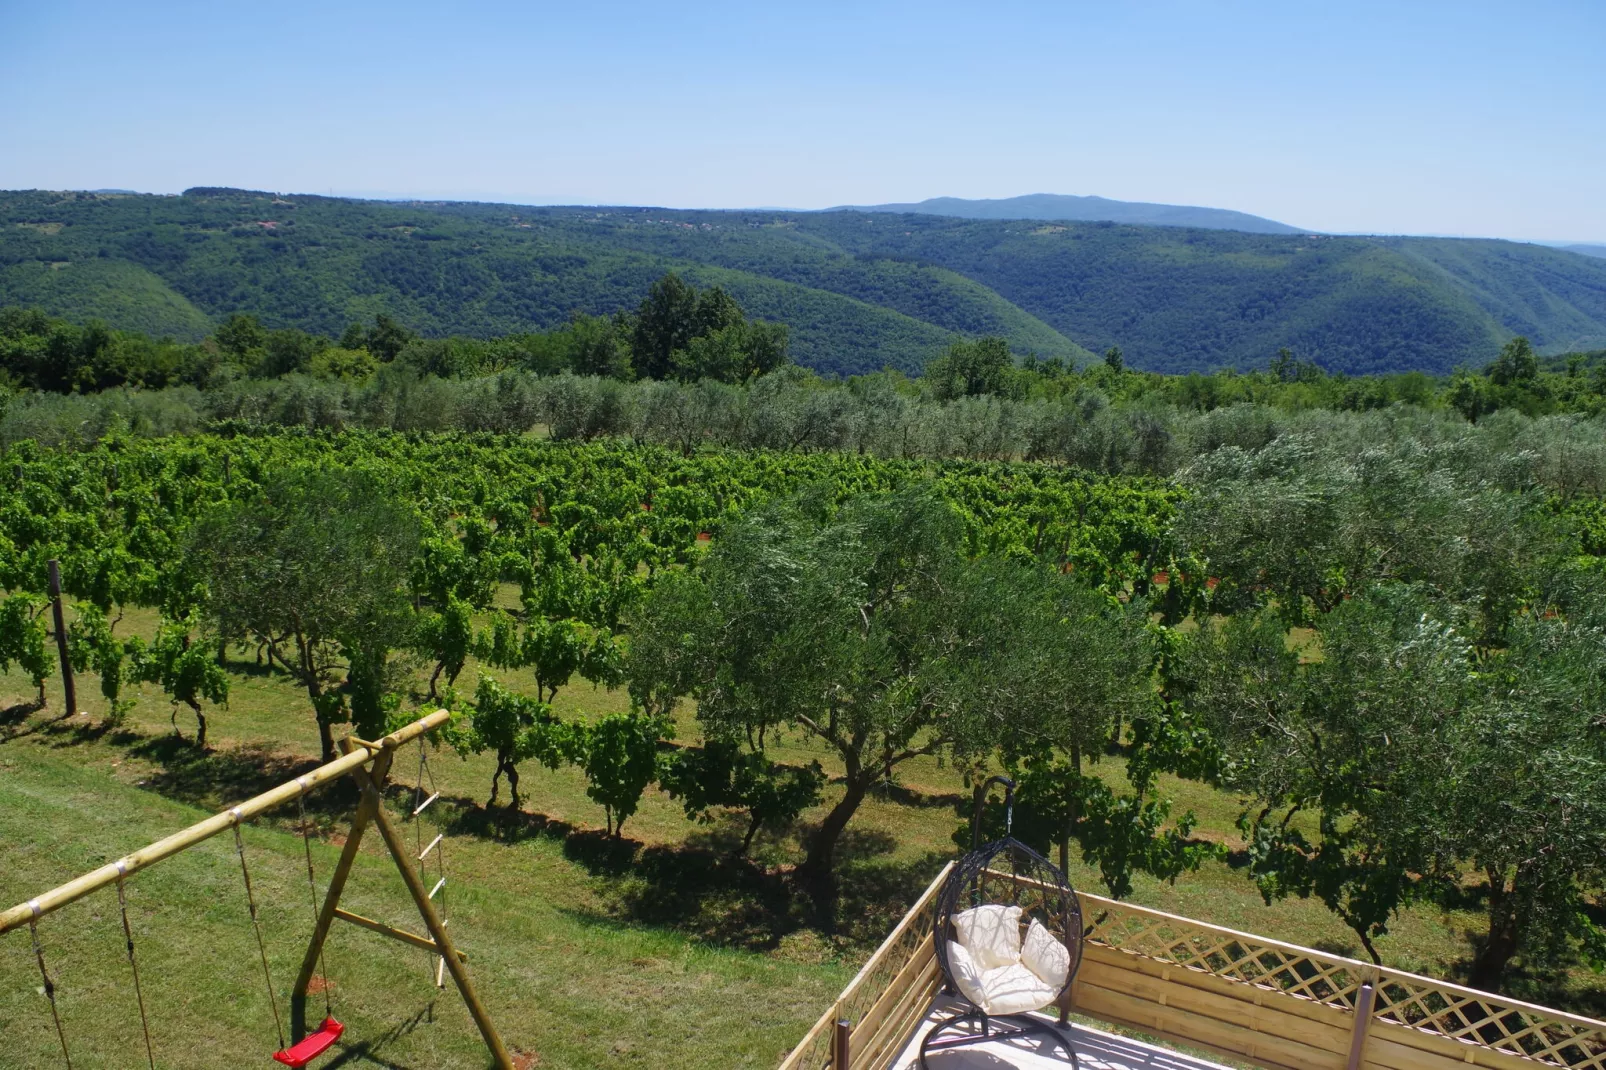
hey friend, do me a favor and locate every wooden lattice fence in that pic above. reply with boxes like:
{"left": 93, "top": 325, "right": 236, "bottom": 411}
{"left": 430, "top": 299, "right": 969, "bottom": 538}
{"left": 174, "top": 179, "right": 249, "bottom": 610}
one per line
{"left": 779, "top": 865, "right": 1606, "bottom": 1070}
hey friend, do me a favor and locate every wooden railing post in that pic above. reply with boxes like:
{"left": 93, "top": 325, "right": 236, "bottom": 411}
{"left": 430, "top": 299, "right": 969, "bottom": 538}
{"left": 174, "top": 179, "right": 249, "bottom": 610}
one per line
{"left": 1346, "top": 980, "right": 1376, "bottom": 1070}
{"left": 832, "top": 1016, "right": 852, "bottom": 1069}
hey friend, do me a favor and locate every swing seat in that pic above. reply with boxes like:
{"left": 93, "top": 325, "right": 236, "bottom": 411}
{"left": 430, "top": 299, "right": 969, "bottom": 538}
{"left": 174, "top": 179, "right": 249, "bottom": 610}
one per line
{"left": 273, "top": 1017, "right": 344, "bottom": 1067}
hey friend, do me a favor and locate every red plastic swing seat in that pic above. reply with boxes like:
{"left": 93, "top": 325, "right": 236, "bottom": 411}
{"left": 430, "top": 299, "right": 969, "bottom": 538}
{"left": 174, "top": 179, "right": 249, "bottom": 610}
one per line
{"left": 272, "top": 1017, "right": 345, "bottom": 1067}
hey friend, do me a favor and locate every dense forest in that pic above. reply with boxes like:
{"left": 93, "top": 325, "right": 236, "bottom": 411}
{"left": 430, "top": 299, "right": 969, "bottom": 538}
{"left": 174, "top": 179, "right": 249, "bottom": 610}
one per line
{"left": 4, "top": 188, "right": 1606, "bottom": 377}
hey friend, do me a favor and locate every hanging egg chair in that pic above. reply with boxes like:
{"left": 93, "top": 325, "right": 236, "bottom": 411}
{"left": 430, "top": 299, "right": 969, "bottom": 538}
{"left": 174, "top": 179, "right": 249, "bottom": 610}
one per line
{"left": 920, "top": 776, "right": 1085, "bottom": 1068}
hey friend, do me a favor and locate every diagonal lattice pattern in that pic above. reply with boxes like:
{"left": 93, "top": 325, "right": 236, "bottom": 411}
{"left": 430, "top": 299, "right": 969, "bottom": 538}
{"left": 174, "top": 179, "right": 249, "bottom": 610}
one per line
{"left": 779, "top": 871, "right": 1606, "bottom": 1070}
{"left": 1372, "top": 975, "right": 1606, "bottom": 1070}
{"left": 1079, "top": 891, "right": 1606, "bottom": 1070}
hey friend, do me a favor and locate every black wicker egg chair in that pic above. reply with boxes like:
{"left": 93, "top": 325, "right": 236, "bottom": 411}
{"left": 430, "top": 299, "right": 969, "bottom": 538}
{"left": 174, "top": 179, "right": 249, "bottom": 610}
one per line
{"left": 919, "top": 776, "right": 1085, "bottom": 1068}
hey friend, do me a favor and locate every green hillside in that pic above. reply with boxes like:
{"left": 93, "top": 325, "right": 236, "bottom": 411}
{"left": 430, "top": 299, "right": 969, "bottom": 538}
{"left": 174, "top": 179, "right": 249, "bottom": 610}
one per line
{"left": 0, "top": 257, "right": 213, "bottom": 338}
{"left": 4, "top": 189, "right": 1606, "bottom": 376}
{"left": 779, "top": 212, "right": 1606, "bottom": 375}
{"left": 0, "top": 191, "right": 1082, "bottom": 377}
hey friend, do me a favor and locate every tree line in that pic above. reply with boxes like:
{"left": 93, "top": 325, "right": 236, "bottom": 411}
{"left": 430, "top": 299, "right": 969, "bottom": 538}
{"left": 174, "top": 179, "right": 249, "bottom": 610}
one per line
{"left": 0, "top": 272, "right": 789, "bottom": 395}
{"left": 6, "top": 278, "right": 1606, "bottom": 425}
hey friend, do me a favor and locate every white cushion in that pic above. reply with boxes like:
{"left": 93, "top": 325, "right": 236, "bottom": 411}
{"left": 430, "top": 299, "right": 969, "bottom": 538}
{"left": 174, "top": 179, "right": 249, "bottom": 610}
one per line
{"left": 952, "top": 904, "right": 1023, "bottom": 970}
{"left": 945, "top": 941, "right": 990, "bottom": 1010}
{"left": 975, "top": 962, "right": 1061, "bottom": 1016}
{"left": 1020, "top": 917, "right": 1071, "bottom": 989}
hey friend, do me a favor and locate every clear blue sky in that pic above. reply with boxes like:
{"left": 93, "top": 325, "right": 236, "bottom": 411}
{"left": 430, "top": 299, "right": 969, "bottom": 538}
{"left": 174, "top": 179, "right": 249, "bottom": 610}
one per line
{"left": 2, "top": 0, "right": 1602, "bottom": 240}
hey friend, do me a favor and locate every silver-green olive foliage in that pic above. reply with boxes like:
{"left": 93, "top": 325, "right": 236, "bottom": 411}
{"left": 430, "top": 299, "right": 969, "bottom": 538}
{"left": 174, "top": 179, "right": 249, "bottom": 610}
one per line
{"left": 188, "top": 467, "right": 419, "bottom": 759}
{"left": 626, "top": 483, "right": 1150, "bottom": 885}
{"left": 1174, "top": 435, "right": 1540, "bottom": 638}
{"left": 1179, "top": 580, "right": 1606, "bottom": 986}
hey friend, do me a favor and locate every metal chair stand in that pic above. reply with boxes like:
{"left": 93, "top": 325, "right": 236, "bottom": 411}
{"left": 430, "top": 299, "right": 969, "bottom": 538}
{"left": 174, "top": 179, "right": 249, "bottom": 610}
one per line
{"left": 917, "top": 1002, "right": 1079, "bottom": 1068}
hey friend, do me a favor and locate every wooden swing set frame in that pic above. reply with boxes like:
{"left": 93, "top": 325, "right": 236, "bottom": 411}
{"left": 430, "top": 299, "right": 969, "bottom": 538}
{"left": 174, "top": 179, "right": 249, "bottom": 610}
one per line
{"left": 0, "top": 710, "right": 515, "bottom": 1070}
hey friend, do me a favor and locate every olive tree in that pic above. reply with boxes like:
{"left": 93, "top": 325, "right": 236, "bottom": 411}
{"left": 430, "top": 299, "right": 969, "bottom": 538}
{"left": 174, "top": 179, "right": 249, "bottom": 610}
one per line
{"left": 189, "top": 468, "right": 419, "bottom": 759}
{"left": 1179, "top": 590, "right": 1467, "bottom": 963}
{"left": 627, "top": 484, "right": 1150, "bottom": 889}
{"left": 1174, "top": 435, "right": 1536, "bottom": 638}
{"left": 1181, "top": 582, "right": 1606, "bottom": 987}
{"left": 1446, "top": 608, "right": 1606, "bottom": 989}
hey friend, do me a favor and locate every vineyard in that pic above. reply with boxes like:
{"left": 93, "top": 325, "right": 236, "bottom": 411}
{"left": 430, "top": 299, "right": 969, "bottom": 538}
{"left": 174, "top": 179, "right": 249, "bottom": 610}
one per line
{"left": 3, "top": 424, "right": 1605, "bottom": 1068}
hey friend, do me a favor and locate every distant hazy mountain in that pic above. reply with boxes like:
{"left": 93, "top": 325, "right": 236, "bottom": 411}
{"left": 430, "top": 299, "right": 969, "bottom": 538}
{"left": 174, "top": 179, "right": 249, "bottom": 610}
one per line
{"left": 831, "top": 193, "right": 1305, "bottom": 235}
{"left": 1562, "top": 244, "right": 1606, "bottom": 260}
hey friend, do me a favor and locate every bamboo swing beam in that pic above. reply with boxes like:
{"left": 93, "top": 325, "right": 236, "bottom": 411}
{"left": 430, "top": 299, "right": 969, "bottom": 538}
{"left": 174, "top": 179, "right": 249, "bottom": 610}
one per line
{"left": 0, "top": 709, "right": 450, "bottom": 936}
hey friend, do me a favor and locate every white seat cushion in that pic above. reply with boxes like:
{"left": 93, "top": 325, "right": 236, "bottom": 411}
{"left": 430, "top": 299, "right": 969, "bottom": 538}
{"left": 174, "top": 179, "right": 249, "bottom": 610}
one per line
{"left": 974, "top": 962, "right": 1061, "bottom": 1016}
{"left": 952, "top": 904, "right": 1023, "bottom": 970}
{"left": 945, "top": 941, "right": 991, "bottom": 1010}
{"left": 1020, "top": 917, "right": 1071, "bottom": 989}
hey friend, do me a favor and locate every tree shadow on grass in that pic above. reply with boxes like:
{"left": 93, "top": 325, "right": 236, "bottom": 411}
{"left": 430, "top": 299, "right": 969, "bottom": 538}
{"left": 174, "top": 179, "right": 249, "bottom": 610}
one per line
{"left": 390, "top": 777, "right": 959, "bottom": 956}
{"left": 1310, "top": 936, "right": 1362, "bottom": 959}
{"left": 41, "top": 714, "right": 122, "bottom": 747}
{"left": 438, "top": 791, "right": 888, "bottom": 952}
{"left": 834, "top": 850, "right": 955, "bottom": 946}
{"left": 873, "top": 782, "right": 968, "bottom": 810}
{"left": 123, "top": 732, "right": 359, "bottom": 819}
{"left": 607, "top": 841, "right": 803, "bottom": 950}
{"left": 563, "top": 827, "right": 644, "bottom": 876}
{"left": 432, "top": 793, "right": 647, "bottom": 878}
{"left": 443, "top": 795, "right": 577, "bottom": 846}
{"left": 0, "top": 699, "right": 47, "bottom": 742}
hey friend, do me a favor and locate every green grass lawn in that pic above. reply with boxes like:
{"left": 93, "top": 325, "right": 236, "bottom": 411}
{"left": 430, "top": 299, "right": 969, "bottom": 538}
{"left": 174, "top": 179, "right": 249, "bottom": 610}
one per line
{"left": 3, "top": 599, "right": 1602, "bottom": 1069}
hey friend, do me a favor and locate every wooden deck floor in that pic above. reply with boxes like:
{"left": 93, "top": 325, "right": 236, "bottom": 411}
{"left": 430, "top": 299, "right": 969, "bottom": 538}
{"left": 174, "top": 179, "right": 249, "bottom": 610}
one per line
{"left": 891, "top": 997, "right": 1238, "bottom": 1070}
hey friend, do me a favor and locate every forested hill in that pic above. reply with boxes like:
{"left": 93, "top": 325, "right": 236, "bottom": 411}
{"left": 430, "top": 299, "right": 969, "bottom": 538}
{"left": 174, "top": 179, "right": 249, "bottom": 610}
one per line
{"left": 4, "top": 188, "right": 1606, "bottom": 377}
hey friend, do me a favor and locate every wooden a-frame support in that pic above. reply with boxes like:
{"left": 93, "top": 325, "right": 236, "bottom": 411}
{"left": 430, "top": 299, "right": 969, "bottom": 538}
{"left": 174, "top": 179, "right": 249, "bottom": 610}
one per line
{"left": 0, "top": 711, "right": 511, "bottom": 1069}
{"left": 291, "top": 738, "right": 514, "bottom": 1070}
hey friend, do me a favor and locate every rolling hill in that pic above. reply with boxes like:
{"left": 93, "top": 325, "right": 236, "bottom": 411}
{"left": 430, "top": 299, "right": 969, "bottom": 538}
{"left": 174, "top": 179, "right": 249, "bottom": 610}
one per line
{"left": 830, "top": 193, "right": 1305, "bottom": 234}
{"left": 3, "top": 188, "right": 1606, "bottom": 376}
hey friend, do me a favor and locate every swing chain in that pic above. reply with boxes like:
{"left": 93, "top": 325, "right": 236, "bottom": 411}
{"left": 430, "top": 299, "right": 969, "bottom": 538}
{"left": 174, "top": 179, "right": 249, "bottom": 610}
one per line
{"left": 28, "top": 901, "right": 73, "bottom": 1070}
{"left": 233, "top": 809, "right": 287, "bottom": 1051}
{"left": 115, "top": 862, "right": 157, "bottom": 1070}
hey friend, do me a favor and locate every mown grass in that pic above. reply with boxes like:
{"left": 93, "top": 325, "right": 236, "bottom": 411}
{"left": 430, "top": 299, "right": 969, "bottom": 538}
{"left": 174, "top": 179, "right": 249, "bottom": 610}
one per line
{"left": 2, "top": 597, "right": 1603, "bottom": 1069}
{"left": 0, "top": 707, "right": 852, "bottom": 1069}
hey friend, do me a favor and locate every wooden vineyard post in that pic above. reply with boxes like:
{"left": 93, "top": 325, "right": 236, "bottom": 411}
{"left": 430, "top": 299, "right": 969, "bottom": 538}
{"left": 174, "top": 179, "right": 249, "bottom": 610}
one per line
{"left": 350, "top": 760, "right": 515, "bottom": 1070}
{"left": 47, "top": 559, "right": 76, "bottom": 716}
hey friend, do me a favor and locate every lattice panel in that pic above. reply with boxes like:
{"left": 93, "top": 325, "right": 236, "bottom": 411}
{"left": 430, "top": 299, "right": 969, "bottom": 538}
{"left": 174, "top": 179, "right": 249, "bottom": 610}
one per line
{"left": 1082, "top": 901, "right": 1369, "bottom": 1011}
{"left": 783, "top": 1020, "right": 834, "bottom": 1070}
{"left": 1373, "top": 973, "right": 1606, "bottom": 1070}
{"left": 1080, "top": 893, "right": 1606, "bottom": 1070}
